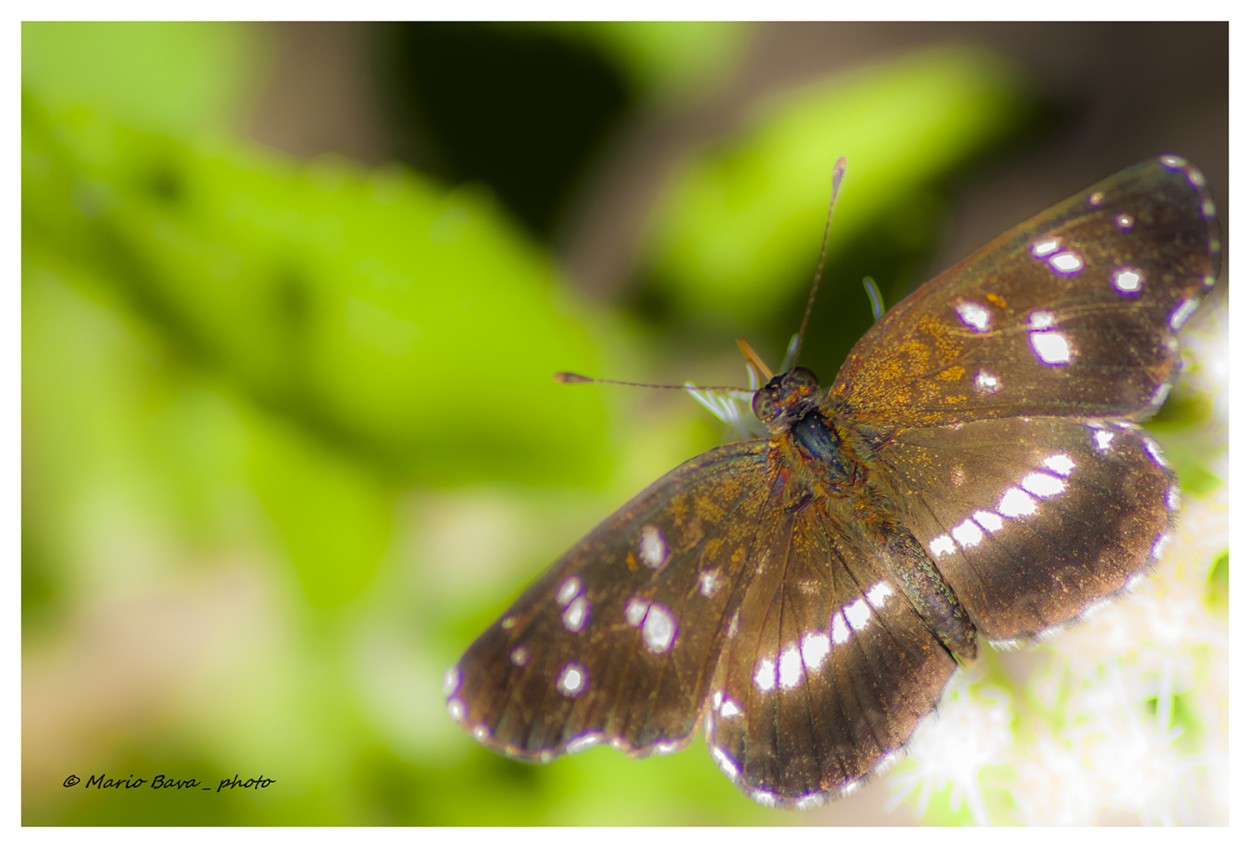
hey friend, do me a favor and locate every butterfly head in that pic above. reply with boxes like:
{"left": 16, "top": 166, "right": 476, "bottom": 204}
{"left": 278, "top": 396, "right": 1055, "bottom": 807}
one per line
{"left": 751, "top": 367, "right": 822, "bottom": 431}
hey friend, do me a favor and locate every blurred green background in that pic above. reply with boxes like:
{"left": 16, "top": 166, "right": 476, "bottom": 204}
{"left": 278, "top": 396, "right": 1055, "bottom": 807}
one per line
{"left": 22, "top": 22, "right": 1228, "bottom": 825}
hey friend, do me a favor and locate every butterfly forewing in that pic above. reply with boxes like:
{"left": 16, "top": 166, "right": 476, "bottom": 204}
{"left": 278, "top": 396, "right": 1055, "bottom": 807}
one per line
{"left": 832, "top": 157, "right": 1220, "bottom": 426}
{"left": 870, "top": 417, "right": 1174, "bottom": 641}
{"left": 707, "top": 500, "right": 958, "bottom": 806}
{"left": 447, "top": 442, "right": 771, "bottom": 759}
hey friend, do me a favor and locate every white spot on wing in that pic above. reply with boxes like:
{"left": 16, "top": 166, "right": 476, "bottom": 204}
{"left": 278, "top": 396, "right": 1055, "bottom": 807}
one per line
{"left": 1043, "top": 453, "right": 1075, "bottom": 476}
{"left": 641, "top": 603, "right": 677, "bottom": 654}
{"left": 778, "top": 646, "right": 803, "bottom": 689}
{"left": 443, "top": 666, "right": 460, "bottom": 697}
{"left": 866, "top": 581, "right": 894, "bottom": 608}
{"left": 1160, "top": 154, "right": 1185, "bottom": 169}
{"left": 801, "top": 632, "right": 831, "bottom": 670}
{"left": 931, "top": 534, "right": 956, "bottom": 557}
{"left": 751, "top": 790, "right": 779, "bottom": 807}
{"left": 754, "top": 658, "right": 776, "bottom": 693}
{"left": 1112, "top": 267, "right": 1143, "bottom": 294}
{"left": 845, "top": 598, "right": 872, "bottom": 631}
{"left": 1116, "top": 213, "right": 1135, "bottom": 231}
{"left": 1030, "top": 331, "right": 1072, "bottom": 364}
{"left": 1049, "top": 250, "right": 1084, "bottom": 275}
{"left": 952, "top": 519, "right": 984, "bottom": 548}
{"left": 447, "top": 698, "right": 464, "bottom": 721}
{"left": 711, "top": 746, "right": 741, "bottom": 778}
{"left": 720, "top": 698, "right": 742, "bottom": 719}
{"left": 873, "top": 751, "right": 902, "bottom": 777}
{"left": 1088, "top": 191, "right": 1104, "bottom": 207}
{"left": 698, "top": 569, "right": 721, "bottom": 598}
{"left": 1150, "top": 383, "right": 1170, "bottom": 410}
{"left": 1093, "top": 428, "right": 1114, "bottom": 453}
{"left": 639, "top": 524, "right": 668, "bottom": 569}
{"left": 1170, "top": 297, "right": 1199, "bottom": 330}
{"left": 562, "top": 596, "right": 589, "bottom": 632}
{"left": 565, "top": 733, "right": 603, "bottom": 754}
{"left": 1021, "top": 471, "right": 1065, "bottom": 498}
{"left": 1028, "top": 310, "right": 1055, "bottom": 330}
{"left": 1167, "top": 485, "right": 1181, "bottom": 512}
{"left": 974, "top": 370, "right": 1001, "bottom": 394}
{"left": 830, "top": 613, "right": 851, "bottom": 645}
{"left": 509, "top": 646, "right": 529, "bottom": 666}
{"left": 1031, "top": 237, "right": 1060, "bottom": 257}
{"left": 557, "top": 662, "right": 587, "bottom": 697}
{"left": 973, "top": 510, "right": 1004, "bottom": 533}
{"left": 955, "top": 301, "right": 991, "bottom": 332}
{"left": 556, "top": 577, "right": 581, "bottom": 606}
{"left": 625, "top": 597, "right": 648, "bottom": 627}
{"left": 998, "top": 487, "right": 1037, "bottom": 518}
{"left": 794, "top": 793, "right": 826, "bottom": 811}
{"left": 1142, "top": 436, "right": 1168, "bottom": 468}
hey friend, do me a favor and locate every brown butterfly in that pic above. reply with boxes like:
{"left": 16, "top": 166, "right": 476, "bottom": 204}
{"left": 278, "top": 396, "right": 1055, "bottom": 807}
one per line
{"left": 445, "top": 156, "right": 1220, "bottom": 809}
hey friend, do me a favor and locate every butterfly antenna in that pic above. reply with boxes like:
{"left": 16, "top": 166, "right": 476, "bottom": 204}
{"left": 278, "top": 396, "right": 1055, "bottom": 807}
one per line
{"left": 554, "top": 372, "right": 747, "bottom": 394}
{"left": 792, "top": 156, "right": 848, "bottom": 366}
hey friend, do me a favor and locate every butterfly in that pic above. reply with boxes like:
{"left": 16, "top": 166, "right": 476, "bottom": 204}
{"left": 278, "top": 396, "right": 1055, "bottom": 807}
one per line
{"left": 444, "top": 155, "right": 1221, "bottom": 809}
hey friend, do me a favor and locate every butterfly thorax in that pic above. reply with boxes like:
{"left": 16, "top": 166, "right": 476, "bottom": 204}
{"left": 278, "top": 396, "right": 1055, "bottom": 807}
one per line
{"left": 753, "top": 368, "right": 866, "bottom": 492}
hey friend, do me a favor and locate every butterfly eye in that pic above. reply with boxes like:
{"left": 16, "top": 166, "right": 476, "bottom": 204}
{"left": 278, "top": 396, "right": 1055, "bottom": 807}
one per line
{"left": 751, "top": 389, "right": 778, "bottom": 422}
{"left": 789, "top": 367, "right": 820, "bottom": 388}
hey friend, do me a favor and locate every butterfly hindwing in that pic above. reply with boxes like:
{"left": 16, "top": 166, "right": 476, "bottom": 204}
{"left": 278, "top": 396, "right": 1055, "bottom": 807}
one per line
{"left": 870, "top": 417, "right": 1174, "bottom": 641}
{"left": 832, "top": 157, "right": 1220, "bottom": 427}
{"left": 447, "top": 441, "right": 771, "bottom": 759}
{"left": 706, "top": 491, "right": 959, "bottom": 806}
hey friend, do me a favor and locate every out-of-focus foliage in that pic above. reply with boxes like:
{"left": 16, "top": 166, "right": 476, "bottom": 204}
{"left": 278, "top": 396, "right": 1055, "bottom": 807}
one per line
{"left": 23, "top": 92, "right": 613, "bottom": 489}
{"left": 22, "top": 21, "right": 1225, "bottom": 826}
{"left": 647, "top": 47, "right": 1035, "bottom": 325}
{"left": 21, "top": 22, "right": 259, "bottom": 132}
{"left": 553, "top": 21, "right": 746, "bottom": 100}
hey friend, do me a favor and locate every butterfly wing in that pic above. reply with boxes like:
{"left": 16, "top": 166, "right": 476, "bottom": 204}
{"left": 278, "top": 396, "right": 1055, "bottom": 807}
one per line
{"left": 446, "top": 441, "right": 773, "bottom": 760}
{"left": 831, "top": 156, "right": 1220, "bottom": 426}
{"left": 868, "top": 417, "right": 1174, "bottom": 641}
{"left": 706, "top": 490, "right": 958, "bottom": 806}
{"left": 830, "top": 156, "right": 1218, "bottom": 642}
